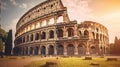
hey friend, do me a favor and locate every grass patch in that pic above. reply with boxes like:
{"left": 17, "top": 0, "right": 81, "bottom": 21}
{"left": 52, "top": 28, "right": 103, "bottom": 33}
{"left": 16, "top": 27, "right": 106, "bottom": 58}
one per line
{"left": 24, "top": 57, "right": 120, "bottom": 67}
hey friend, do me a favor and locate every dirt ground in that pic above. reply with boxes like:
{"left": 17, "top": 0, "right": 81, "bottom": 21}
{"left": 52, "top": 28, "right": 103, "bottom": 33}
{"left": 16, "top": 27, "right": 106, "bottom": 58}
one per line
{"left": 0, "top": 56, "right": 42, "bottom": 67}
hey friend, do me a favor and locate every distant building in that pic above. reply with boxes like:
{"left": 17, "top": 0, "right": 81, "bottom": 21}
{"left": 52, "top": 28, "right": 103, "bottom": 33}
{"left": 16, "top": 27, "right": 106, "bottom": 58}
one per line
{"left": 14, "top": 0, "right": 109, "bottom": 56}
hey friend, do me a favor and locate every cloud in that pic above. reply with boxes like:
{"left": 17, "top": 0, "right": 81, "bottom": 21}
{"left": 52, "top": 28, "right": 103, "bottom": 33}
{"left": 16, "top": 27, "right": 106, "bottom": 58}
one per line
{"left": 19, "top": 3, "right": 28, "bottom": 9}
{"left": 1, "top": 1, "right": 7, "bottom": 10}
{"left": 10, "top": 0, "right": 17, "bottom": 5}
{"left": 62, "top": 0, "right": 94, "bottom": 23}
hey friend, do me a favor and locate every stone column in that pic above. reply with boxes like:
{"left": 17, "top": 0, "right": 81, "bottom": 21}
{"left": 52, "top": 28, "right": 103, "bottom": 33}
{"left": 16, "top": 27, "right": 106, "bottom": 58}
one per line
{"left": 54, "top": 29, "right": 57, "bottom": 40}
{"left": 63, "top": 43, "right": 67, "bottom": 56}
{"left": 74, "top": 24, "right": 78, "bottom": 37}
{"left": 38, "top": 46, "right": 41, "bottom": 55}
{"left": 63, "top": 26, "right": 67, "bottom": 38}
{"left": 46, "top": 45, "right": 48, "bottom": 55}
{"left": 74, "top": 42, "right": 78, "bottom": 55}
{"left": 54, "top": 45, "right": 57, "bottom": 55}
{"left": 32, "top": 47, "right": 35, "bottom": 55}
{"left": 54, "top": 15, "right": 58, "bottom": 24}
{"left": 86, "top": 41, "right": 90, "bottom": 55}
{"left": 46, "top": 30, "right": 49, "bottom": 41}
{"left": 28, "top": 47, "right": 30, "bottom": 55}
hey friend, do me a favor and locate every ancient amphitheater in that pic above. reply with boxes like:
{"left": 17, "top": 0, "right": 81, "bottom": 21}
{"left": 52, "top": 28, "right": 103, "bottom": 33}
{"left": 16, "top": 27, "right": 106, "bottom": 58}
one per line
{"left": 14, "top": 0, "right": 109, "bottom": 56}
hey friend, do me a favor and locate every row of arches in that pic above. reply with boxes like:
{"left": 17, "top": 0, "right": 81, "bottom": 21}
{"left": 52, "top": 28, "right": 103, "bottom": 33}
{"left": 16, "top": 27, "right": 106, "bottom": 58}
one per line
{"left": 19, "top": 44, "right": 97, "bottom": 56}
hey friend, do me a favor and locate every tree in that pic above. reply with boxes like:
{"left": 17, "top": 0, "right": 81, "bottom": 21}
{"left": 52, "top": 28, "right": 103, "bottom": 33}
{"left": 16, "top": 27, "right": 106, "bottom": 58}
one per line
{"left": 0, "top": 39, "right": 4, "bottom": 52}
{"left": 5, "top": 30, "right": 13, "bottom": 55}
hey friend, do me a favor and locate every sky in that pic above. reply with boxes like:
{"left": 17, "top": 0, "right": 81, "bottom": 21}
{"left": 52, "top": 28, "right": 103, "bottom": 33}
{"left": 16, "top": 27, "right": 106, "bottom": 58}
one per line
{"left": 1, "top": 0, "right": 120, "bottom": 43}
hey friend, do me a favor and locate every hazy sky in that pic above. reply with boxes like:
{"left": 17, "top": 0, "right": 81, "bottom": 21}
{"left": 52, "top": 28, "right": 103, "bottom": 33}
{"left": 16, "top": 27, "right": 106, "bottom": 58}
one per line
{"left": 1, "top": 0, "right": 120, "bottom": 43}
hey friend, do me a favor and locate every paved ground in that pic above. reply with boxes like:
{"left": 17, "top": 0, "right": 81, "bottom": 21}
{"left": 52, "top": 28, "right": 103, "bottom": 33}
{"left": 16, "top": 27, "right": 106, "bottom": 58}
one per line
{"left": 0, "top": 56, "right": 42, "bottom": 67}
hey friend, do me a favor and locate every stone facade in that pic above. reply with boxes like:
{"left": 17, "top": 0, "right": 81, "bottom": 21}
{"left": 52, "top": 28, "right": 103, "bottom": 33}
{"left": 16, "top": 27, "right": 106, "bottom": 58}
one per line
{"left": 14, "top": 0, "right": 109, "bottom": 56}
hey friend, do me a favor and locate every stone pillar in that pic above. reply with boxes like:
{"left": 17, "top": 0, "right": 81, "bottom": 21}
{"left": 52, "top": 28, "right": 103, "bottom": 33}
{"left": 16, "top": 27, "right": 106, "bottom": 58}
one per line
{"left": 33, "top": 33, "right": 35, "bottom": 42}
{"left": 74, "top": 42, "right": 78, "bottom": 55}
{"left": 46, "top": 30, "right": 49, "bottom": 41}
{"left": 63, "top": 43, "right": 67, "bottom": 56}
{"left": 28, "top": 47, "right": 30, "bottom": 55}
{"left": 54, "top": 29, "right": 57, "bottom": 40}
{"left": 86, "top": 41, "right": 90, "bottom": 55}
{"left": 54, "top": 45, "right": 57, "bottom": 55}
{"left": 54, "top": 15, "right": 58, "bottom": 24}
{"left": 63, "top": 26, "right": 67, "bottom": 38}
{"left": 74, "top": 24, "right": 78, "bottom": 37}
{"left": 32, "top": 47, "right": 35, "bottom": 55}
{"left": 38, "top": 46, "right": 41, "bottom": 55}
{"left": 46, "top": 45, "right": 48, "bottom": 55}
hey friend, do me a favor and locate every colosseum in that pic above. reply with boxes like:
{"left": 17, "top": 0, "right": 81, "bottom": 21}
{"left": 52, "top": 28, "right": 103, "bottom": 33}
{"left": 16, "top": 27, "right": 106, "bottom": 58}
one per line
{"left": 14, "top": 0, "right": 109, "bottom": 56}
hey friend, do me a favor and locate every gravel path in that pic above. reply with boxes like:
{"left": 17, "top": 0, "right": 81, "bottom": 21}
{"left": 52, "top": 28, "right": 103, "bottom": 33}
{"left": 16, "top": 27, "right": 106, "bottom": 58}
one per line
{"left": 0, "top": 56, "right": 42, "bottom": 67}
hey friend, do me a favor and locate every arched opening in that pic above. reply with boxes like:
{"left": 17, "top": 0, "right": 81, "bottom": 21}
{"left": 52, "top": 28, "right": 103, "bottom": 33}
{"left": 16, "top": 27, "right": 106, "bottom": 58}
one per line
{"left": 48, "top": 18, "right": 54, "bottom": 25}
{"left": 34, "top": 46, "right": 39, "bottom": 55}
{"left": 26, "top": 47, "right": 28, "bottom": 55}
{"left": 30, "top": 47, "right": 33, "bottom": 55}
{"left": 23, "top": 37, "right": 25, "bottom": 43}
{"left": 35, "top": 33, "right": 39, "bottom": 40}
{"left": 49, "top": 30, "right": 54, "bottom": 38}
{"left": 27, "top": 35, "right": 29, "bottom": 42}
{"left": 90, "top": 46, "right": 96, "bottom": 54}
{"left": 84, "top": 30, "right": 89, "bottom": 36}
{"left": 57, "top": 44, "right": 63, "bottom": 55}
{"left": 78, "top": 45, "right": 86, "bottom": 55}
{"left": 68, "top": 28, "right": 74, "bottom": 37}
{"left": 30, "top": 34, "right": 34, "bottom": 41}
{"left": 48, "top": 45, "right": 54, "bottom": 55}
{"left": 57, "top": 29, "right": 63, "bottom": 37}
{"left": 41, "top": 32, "right": 46, "bottom": 39}
{"left": 41, "top": 46, "right": 46, "bottom": 55}
{"left": 57, "top": 16, "right": 63, "bottom": 23}
{"left": 92, "top": 32, "right": 95, "bottom": 39}
{"left": 67, "top": 44, "right": 74, "bottom": 55}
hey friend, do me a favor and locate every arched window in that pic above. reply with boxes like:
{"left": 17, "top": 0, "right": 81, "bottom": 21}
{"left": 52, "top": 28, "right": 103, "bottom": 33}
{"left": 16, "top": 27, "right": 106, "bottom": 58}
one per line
{"left": 41, "top": 32, "right": 46, "bottom": 39}
{"left": 35, "top": 33, "right": 39, "bottom": 40}
{"left": 49, "top": 30, "right": 54, "bottom": 38}
{"left": 84, "top": 30, "right": 89, "bottom": 36}
{"left": 96, "top": 33, "right": 99, "bottom": 39}
{"left": 67, "top": 44, "right": 74, "bottom": 55}
{"left": 27, "top": 35, "right": 29, "bottom": 42}
{"left": 68, "top": 28, "right": 74, "bottom": 37}
{"left": 30, "top": 34, "right": 34, "bottom": 41}
{"left": 57, "top": 16, "right": 63, "bottom": 23}
{"left": 92, "top": 32, "right": 95, "bottom": 39}
{"left": 48, "top": 18, "right": 54, "bottom": 25}
{"left": 57, "top": 29, "right": 63, "bottom": 37}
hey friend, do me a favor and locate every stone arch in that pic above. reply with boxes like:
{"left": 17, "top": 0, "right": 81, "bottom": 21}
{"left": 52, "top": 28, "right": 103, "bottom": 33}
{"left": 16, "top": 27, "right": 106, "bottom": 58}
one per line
{"left": 57, "top": 29, "right": 63, "bottom": 37}
{"left": 67, "top": 28, "right": 74, "bottom": 37}
{"left": 90, "top": 46, "right": 96, "bottom": 54}
{"left": 67, "top": 44, "right": 74, "bottom": 55}
{"left": 35, "top": 33, "right": 39, "bottom": 40}
{"left": 48, "top": 45, "right": 54, "bottom": 55}
{"left": 49, "top": 30, "right": 54, "bottom": 38}
{"left": 41, "top": 46, "right": 46, "bottom": 55}
{"left": 34, "top": 46, "right": 39, "bottom": 55}
{"left": 57, "top": 44, "right": 64, "bottom": 55}
{"left": 84, "top": 30, "right": 89, "bottom": 36}
{"left": 92, "top": 32, "right": 95, "bottom": 39}
{"left": 27, "top": 35, "right": 29, "bottom": 42}
{"left": 41, "top": 31, "right": 46, "bottom": 39}
{"left": 30, "top": 34, "right": 34, "bottom": 41}
{"left": 30, "top": 47, "right": 33, "bottom": 55}
{"left": 78, "top": 44, "right": 86, "bottom": 55}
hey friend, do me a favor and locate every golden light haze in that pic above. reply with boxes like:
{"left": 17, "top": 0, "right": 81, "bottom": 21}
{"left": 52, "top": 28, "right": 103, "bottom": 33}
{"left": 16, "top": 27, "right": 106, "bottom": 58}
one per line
{"left": 62, "top": 0, "right": 120, "bottom": 43}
